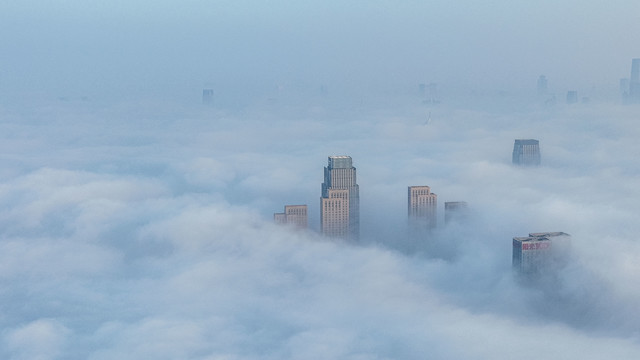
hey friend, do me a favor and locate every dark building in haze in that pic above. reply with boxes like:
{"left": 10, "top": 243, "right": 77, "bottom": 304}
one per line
{"left": 566, "top": 91, "right": 578, "bottom": 104}
{"left": 629, "top": 59, "right": 640, "bottom": 104}
{"left": 537, "top": 75, "right": 548, "bottom": 96}
{"left": 512, "top": 139, "right": 541, "bottom": 166}
{"left": 444, "top": 201, "right": 468, "bottom": 225}
{"left": 202, "top": 89, "right": 214, "bottom": 105}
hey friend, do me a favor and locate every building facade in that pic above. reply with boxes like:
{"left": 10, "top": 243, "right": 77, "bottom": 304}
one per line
{"left": 630, "top": 58, "right": 640, "bottom": 104}
{"left": 512, "top": 232, "right": 571, "bottom": 275}
{"left": 202, "top": 89, "right": 214, "bottom": 105}
{"left": 321, "top": 156, "right": 359, "bottom": 240}
{"left": 444, "top": 201, "right": 468, "bottom": 225}
{"left": 274, "top": 205, "right": 308, "bottom": 228}
{"left": 512, "top": 139, "right": 541, "bottom": 166}
{"left": 537, "top": 75, "right": 547, "bottom": 96}
{"left": 566, "top": 90, "right": 578, "bottom": 104}
{"left": 408, "top": 186, "right": 437, "bottom": 232}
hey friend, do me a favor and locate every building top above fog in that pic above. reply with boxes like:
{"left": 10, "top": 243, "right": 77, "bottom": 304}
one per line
{"left": 513, "top": 236, "right": 551, "bottom": 243}
{"left": 328, "top": 156, "right": 353, "bottom": 169}
{"left": 529, "top": 232, "right": 570, "bottom": 238}
{"left": 514, "top": 139, "right": 539, "bottom": 145}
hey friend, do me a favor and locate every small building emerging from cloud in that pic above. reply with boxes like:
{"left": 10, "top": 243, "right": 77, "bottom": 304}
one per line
{"left": 274, "top": 205, "right": 308, "bottom": 228}
{"left": 512, "top": 139, "right": 541, "bottom": 166}
{"left": 512, "top": 232, "right": 571, "bottom": 275}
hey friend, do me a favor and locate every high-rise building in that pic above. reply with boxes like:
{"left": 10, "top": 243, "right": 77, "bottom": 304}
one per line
{"left": 512, "top": 139, "right": 541, "bottom": 166}
{"left": 425, "top": 83, "right": 439, "bottom": 104}
{"left": 274, "top": 205, "right": 308, "bottom": 228}
{"left": 566, "top": 90, "right": 578, "bottom": 104}
{"left": 537, "top": 75, "right": 548, "bottom": 96}
{"left": 512, "top": 232, "right": 571, "bottom": 275}
{"left": 621, "top": 78, "right": 630, "bottom": 103}
{"left": 408, "top": 186, "right": 437, "bottom": 232}
{"left": 444, "top": 201, "right": 468, "bottom": 225}
{"left": 202, "top": 89, "right": 214, "bottom": 105}
{"left": 629, "top": 59, "right": 640, "bottom": 104}
{"left": 418, "top": 83, "right": 426, "bottom": 98}
{"left": 321, "top": 156, "right": 359, "bottom": 239}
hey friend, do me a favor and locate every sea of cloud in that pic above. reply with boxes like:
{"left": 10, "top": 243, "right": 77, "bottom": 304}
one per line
{"left": 0, "top": 97, "right": 639, "bottom": 359}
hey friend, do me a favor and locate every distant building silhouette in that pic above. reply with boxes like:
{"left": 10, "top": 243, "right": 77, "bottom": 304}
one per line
{"left": 513, "top": 232, "right": 571, "bottom": 275}
{"left": 202, "top": 89, "right": 214, "bottom": 105}
{"left": 274, "top": 205, "right": 308, "bottom": 228}
{"left": 629, "top": 59, "right": 640, "bottom": 104}
{"left": 512, "top": 139, "right": 541, "bottom": 166}
{"left": 566, "top": 91, "right": 578, "bottom": 104}
{"left": 408, "top": 186, "right": 437, "bottom": 233}
{"left": 425, "top": 83, "right": 440, "bottom": 104}
{"left": 620, "top": 78, "right": 630, "bottom": 103}
{"left": 444, "top": 201, "right": 468, "bottom": 225}
{"left": 537, "top": 75, "right": 548, "bottom": 96}
{"left": 321, "top": 156, "right": 359, "bottom": 240}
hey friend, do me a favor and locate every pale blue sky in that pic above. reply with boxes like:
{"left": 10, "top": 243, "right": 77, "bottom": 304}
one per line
{"left": 1, "top": 1, "right": 639, "bottom": 101}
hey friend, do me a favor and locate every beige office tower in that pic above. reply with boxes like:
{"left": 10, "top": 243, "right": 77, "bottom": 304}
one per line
{"left": 274, "top": 205, "right": 308, "bottom": 228}
{"left": 408, "top": 186, "right": 437, "bottom": 232}
{"left": 321, "top": 156, "right": 359, "bottom": 240}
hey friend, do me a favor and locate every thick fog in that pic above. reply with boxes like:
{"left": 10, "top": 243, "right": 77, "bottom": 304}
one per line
{"left": 1, "top": 1, "right": 640, "bottom": 359}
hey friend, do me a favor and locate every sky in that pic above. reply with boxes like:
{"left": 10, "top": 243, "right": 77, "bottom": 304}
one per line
{"left": 1, "top": 1, "right": 640, "bottom": 359}
{"left": 1, "top": 1, "right": 640, "bottom": 103}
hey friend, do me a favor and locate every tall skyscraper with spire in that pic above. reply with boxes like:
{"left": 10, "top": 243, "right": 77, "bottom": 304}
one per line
{"left": 321, "top": 156, "right": 360, "bottom": 240}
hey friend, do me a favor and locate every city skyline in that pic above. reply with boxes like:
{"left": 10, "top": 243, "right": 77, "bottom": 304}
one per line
{"left": 1, "top": 87, "right": 637, "bottom": 359}
{"left": 1, "top": 1, "right": 639, "bottom": 358}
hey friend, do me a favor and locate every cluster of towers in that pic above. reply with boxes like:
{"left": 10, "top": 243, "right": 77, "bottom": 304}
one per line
{"left": 274, "top": 155, "right": 467, "bottom": 241}
{"left": 274, "top": 146, "right": 544, "bottom": 237}
{"left": 274, "top": 152, "right": 567, "bottom": 277}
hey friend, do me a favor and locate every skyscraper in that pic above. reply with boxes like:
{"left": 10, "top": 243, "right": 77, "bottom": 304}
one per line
{"left": 274, "top": 205, "right": 308, "bottom": 228}
{"left": 621, "top": 78, "right": 630, "bottom": 103}
{"left": 408, "top": 186, "right": 437, "bottom": 232}
{"left": 444, "top": 201, "right": 468, "bottom": 225}
{"left": 537, "top": 75, "right": 547, "bottom": 96}
{"left": 321, "top": 156, "right": 359, "bottom": 240}
{"left": 629, "top": 58, "right": 640, "bottom": 104}
{"left": 512, "top": 139, "right": 541, "bottom": 166}
{"left": 202, "top": 89, "right": 214, "bottom": 105}
{"left": 566, "top": 90, "right": 578, "bottom": 104}
{"left": 512, "top": 232, "right": 571, "bottom": 275}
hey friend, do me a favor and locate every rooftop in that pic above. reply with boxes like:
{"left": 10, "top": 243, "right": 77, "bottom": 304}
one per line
{"left": 514, "top": 139, "right": 539, "bottom": 145}
{"left": 513, "top": 236, "right": 551, "bottom": 243}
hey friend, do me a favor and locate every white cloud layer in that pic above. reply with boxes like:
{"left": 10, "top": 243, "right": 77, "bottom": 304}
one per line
{"left": 0, "top": 98, "right": 639, "bottom": 359}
